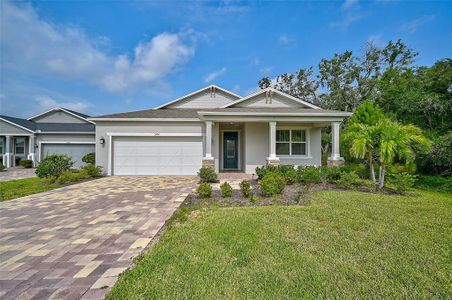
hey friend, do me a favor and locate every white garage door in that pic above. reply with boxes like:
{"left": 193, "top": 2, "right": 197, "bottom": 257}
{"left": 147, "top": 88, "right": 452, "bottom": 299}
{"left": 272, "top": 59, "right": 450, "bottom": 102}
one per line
{"left": 113, "top": 136, "right": 203, "bottom": 175}
{"left": 41, "top": 143, "right": 95, "bottom": 168}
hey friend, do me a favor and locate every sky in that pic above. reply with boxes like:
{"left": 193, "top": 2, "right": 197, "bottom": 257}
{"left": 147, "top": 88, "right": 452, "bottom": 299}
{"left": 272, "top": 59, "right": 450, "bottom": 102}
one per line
{"left": 1, "top": 0, "right": 451, "bottom": 118}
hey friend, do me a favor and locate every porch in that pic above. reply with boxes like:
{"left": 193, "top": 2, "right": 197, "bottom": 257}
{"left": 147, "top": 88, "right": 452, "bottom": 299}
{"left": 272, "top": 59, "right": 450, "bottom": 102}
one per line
{"left": 1, "top": 135, "right": 36, "bottom": 168}
{"left": 201, "top": 117, "right": 345, "bottom": 175}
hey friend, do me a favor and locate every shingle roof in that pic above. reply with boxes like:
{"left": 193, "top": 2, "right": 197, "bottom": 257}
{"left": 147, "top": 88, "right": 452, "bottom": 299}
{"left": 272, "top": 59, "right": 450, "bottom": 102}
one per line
{"left": 1, "top": 115, "right": 36, "bottom": 131}
{"left": 91, "top": 109, "right": 200, "bottom": 119}
{"left": 91, "top": 107, "right": 351, "bottom": 119}
{"left": 62, "top": 108, "right": 91, "bottom": 119}
{"left": 35, "top": 123, "right": 95, "bottom": 132}
{"left": 0, "top": 115, "right": 94, "bottom": 133}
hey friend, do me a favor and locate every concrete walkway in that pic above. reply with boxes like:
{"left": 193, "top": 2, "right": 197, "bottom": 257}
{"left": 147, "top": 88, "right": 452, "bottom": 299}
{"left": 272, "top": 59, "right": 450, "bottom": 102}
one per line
{"left": 0, "top": 176, "right": 197, "bottom": 299}
{"left": 0, "top": 168, "right": 37, "bottom": 182}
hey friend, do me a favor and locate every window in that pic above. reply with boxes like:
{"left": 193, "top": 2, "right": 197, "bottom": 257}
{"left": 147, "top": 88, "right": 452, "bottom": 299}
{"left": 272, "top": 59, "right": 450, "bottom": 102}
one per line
{"left": 15, "top": 138, "right": 25, "bottom": 155}
{"left": 276, "top": 129, "right": 307, "bottom": 156}
{"left": 0, "top": 139, "right": 3, "bottom": 154}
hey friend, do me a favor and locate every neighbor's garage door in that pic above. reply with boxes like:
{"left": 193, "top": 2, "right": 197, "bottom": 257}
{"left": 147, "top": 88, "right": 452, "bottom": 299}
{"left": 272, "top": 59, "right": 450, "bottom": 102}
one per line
{"left": 113, "top": 136, "right": 203, "bottom": 175}
{"left": 41, "top": 143, "right": 95, "bottom": 168}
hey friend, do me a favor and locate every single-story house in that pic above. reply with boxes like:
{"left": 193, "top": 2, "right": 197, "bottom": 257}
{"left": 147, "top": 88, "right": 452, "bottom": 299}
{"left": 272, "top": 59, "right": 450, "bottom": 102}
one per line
{"left": 91, "top": 85, "right": 352, "bottom": 176}
{"left": 0, "top": 107, "right": 95, "bottom": 168}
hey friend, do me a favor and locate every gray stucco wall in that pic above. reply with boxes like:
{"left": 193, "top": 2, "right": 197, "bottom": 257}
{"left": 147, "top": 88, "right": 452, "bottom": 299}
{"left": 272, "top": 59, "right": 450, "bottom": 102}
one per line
{"left": 95, "top": 121, "right": 204, "bottom": 174}
{"left": 32, "top": 111, "right": 86, "bottom": 123}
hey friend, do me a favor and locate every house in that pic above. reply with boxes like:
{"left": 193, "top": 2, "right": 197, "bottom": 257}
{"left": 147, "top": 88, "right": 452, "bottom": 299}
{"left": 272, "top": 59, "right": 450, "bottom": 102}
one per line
{"left": 90, "top": 85, "right": 352, "bottom": 176}
{"left": 0, "top": 107, "right": 95, "bottom": 168}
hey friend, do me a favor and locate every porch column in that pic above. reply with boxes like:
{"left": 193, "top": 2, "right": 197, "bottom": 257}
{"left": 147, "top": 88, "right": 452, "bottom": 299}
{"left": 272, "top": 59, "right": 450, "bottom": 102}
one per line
{"left": 202, "top": 120, "right": 214, "bottom": 169}
{"left": 4, "top": 136, "right": 12, "bottom": 168}
{"left": 328, "top": 121, "right": 344, "bottom": 166}
{"left": 266, "top": 121, "right": 280, "bottom": 165}
{"left": 27, "top": 135, "right": 36, "bottom": 167}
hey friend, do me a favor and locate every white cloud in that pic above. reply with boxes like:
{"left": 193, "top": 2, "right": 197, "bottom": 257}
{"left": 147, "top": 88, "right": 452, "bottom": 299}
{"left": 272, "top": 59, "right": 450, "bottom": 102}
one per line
{"left": 35, "top": 95, "right": 91, "bottom": 113}
{"left": 260, "top": 66, "right": 274, "bottom": 75}
{"left": 204, "top": 67, "right": 226, "bottom": 83}
{"left": 331, "top": 0, "right": 364, "bottom": 31}
{"left": 400, "top": 15, "right": 435, "bottom": 33}
{"left": 279, "top": 34, "right": 295, "bottom": 45}
{"left": 1, "top": 1, "right": 196, "bottom": 93}
{"left": 367, "top": 34, "right": 384, "bottom": 47}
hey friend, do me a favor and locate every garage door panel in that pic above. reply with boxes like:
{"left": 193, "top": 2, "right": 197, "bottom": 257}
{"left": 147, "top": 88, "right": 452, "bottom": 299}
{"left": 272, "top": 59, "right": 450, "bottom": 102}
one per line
{"left": 41, "top": 144, "right": 95, "bottom": 168}
{"left": 113, "top": 137, "right": 202, "bottom": 175}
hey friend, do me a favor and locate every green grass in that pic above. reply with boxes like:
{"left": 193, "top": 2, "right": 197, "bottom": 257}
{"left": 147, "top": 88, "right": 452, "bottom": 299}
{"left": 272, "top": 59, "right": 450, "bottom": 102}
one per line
{"left": 0, "top": 177, "right": 62, "bottom": 201}
{"left": 108, "top": 190, "right": 451, "bottom": 299}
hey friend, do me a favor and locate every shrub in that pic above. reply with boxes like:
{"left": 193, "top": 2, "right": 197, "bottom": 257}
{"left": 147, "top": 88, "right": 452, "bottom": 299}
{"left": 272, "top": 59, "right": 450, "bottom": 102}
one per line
{"left": 0, "top": 163, "right": 5, "bottom": 172}
{"left": 417, "top": 132, "right": 452, "bottom": 176}
{"left": 255, "top": 165, "right": 278, "bottom": 180}
{"left": 220, "top": 182, "right": 233, "bottom": 198}
{"left": 56, "top": 171, "right": 81, "bottom": 184}
{"left": 240, "top": 180, "right": 252, "bottom": 198}
{"left": 198, "top": 167, "right": 218, "bottom": 183}
{"left": 388, "top": 173, "right": 417, "bottom": 194}
{"left": 298, "top": 166, "right": 321, "bottom": 184}
{"left": 196, "top": 183, "right": 212, "bottom": 198}
{"left": 336, "top": 171, "right": 360, "bottom": 190}
{"left": 320, "top": 166, "right": 341, "bottom": 183}
{"left": 19, "top": 159, "right": 33, "bottom": 168}
{"left": 81, "top": 163, "right": 103, "bottom": 178}
{"left": 82, "top": 152, "right": 95, "bottom": 165}
{"left": 417, "top": 175, "right": 452, "bottom": 192}
{"left": 35, "top": 154, "right": 74, "bottom": 178}
{"left": 260, "top": 173, "right": 285, "bottom": 197}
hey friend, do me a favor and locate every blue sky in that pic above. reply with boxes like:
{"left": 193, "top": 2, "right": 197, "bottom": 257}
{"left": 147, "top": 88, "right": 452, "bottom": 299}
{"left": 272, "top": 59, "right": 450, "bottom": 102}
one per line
{"left": 1, "top": 0, "right": 451, "bottom": 117}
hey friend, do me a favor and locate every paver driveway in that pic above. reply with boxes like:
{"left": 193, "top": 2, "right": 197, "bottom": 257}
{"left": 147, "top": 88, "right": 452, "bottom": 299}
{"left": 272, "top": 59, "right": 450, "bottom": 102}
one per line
{"left": 0, "top": 176, "right": 197, "bottom": 300}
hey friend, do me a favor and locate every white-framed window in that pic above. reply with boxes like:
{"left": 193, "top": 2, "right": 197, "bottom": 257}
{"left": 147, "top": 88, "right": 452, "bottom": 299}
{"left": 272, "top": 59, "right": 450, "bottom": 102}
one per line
{"left": 14, "top": 138, "right": 25, "bottom": 155}
{"left": 276, "top": 129, "right": 307, "bottom": 156}
{"left": 0, "top": 138, "right": 4, "bottom": 154}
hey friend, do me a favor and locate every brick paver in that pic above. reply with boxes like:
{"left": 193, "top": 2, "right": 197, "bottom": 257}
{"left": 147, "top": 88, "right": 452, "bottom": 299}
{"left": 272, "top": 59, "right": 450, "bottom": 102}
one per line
{"left": 0, "top": 176, "right": 197, "bottom": 299}
{"left": 0, "top": 168, "right": 37, "bottom": 182}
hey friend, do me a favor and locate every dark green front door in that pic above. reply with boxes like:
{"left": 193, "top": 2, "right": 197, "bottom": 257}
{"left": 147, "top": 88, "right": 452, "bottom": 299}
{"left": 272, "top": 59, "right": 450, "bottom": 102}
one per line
{"left": 223, "top": 131, "right": 238, "bottom": 169}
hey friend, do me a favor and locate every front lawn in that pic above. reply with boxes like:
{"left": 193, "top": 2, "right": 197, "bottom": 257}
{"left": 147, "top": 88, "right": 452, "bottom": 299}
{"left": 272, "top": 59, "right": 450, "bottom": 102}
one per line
{"left": 0, "top": 177, "right": 62, "bottom": 201}
{"left": 108, "top": 190, "right": 451, "bottom": 299}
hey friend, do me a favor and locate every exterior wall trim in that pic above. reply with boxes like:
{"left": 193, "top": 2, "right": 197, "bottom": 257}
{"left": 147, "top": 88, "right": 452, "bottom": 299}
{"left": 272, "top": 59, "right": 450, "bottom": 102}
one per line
{"left": 153, "top": 85, "right": 241, "bottom": 109}
{"left": 0, "top": 117, "right": 35, "bottom": 133}
{"left": 220, "top": 88, "right": 321, "bottom": 109}
{"left": 28, "top": 107, "right": 95, "bottom": 124}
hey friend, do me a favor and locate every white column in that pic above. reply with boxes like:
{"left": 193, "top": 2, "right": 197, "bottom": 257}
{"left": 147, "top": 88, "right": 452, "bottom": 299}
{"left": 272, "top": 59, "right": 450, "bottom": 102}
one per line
{"left": 330, "top": 121, "right": 341, "bottom": 160}
{"left": 204, "top": 120, "right": 213, "bottom": 159}
{"left": 4, "top": 136, "right": 12, "bottom": 168}
{"left": 27, "top": 135, "right": 36, "bottom": 166}
{"left": 267, "top": 121, "right": 279, "bottom": 161}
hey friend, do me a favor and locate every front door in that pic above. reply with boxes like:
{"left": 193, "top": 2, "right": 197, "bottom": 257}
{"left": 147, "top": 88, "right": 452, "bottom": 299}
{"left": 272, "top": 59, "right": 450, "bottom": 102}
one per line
{"left": 223, "top": 131, "right": 238, "bottom": 169}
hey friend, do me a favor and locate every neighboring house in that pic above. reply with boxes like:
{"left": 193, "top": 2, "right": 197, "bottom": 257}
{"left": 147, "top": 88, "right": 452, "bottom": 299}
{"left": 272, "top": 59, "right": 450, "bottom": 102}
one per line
{"left": 91, "top": 85, "right": 352, "bottom": 176}
{"left": 0, "top": 107, "right": 95, "bottom": 168}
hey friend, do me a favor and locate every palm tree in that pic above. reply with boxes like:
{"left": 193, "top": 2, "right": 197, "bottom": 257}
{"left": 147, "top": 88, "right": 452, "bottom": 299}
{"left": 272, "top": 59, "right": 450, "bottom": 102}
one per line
{"left": 345, "top": 119, "right": 430, "bottom": 189}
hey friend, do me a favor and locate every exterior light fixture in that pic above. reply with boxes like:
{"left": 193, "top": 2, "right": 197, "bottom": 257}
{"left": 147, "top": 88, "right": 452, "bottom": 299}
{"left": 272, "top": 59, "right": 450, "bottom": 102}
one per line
{"left": 99, "top": 137, "right": 105, "bottom": 145}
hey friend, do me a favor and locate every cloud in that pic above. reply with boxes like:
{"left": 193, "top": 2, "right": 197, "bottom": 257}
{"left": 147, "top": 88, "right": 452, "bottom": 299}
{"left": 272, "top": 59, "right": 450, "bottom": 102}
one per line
{"left": 279, "top": 34, "right": 295, "bottom": 45}
{"left": 204, "top": 67, "right": 227, "bottom": 83}
{"left": 331, "top": 0, "right": 365, "bottom": 31}
{"left": 400, "top": 15, "right": 435, "bottom": 33}
{"left": 1, "top": 1, "right": 196, "bottom": 93}
{"left": 35, "top": 95, "right": 91, "bottom": 113}
{"left": 367, "top": 34, "right": 384, "bottom": 47}
{"left": 260, "top": 66, "right": 274, "bottom": 75}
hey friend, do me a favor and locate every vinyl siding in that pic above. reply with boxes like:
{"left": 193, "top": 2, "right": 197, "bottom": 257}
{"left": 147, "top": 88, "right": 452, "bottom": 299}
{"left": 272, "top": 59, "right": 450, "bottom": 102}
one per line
{"left": 235, "top": 93, "right": 310, "bottom": 108}
{"left": 166, "top": 90, "right": 238, "bottom": 109}
{"left": 32, "top": 111, "right": 87, "bottom": 123}
{"left": 0, "top": 119, "right": 32, "bottom": 135}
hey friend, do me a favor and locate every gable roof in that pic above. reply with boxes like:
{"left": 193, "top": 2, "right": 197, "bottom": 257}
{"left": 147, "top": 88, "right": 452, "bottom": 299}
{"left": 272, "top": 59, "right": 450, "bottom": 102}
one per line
{"left": 0, "top": 115, "right": 36, "bottom": 133}
{"left": 0, "top": 115, "right": 95, "bottom": 133}
{"left": 27, "top": 107, "right": 94, "bottom": 124}
{"left": 220, "top": 88, "right": 321, "bottom": 109}
{"left": 153, "top": 85, "right": 242, "bottom": 110}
